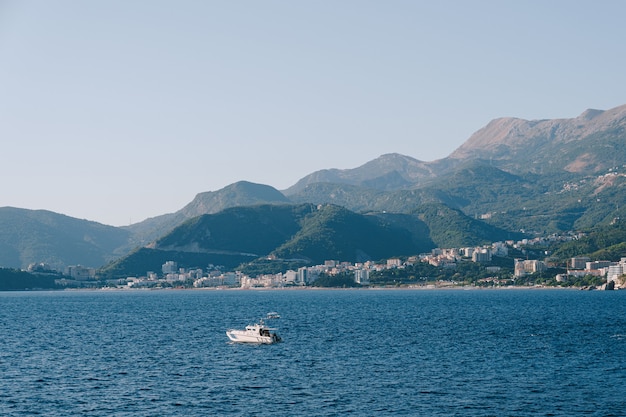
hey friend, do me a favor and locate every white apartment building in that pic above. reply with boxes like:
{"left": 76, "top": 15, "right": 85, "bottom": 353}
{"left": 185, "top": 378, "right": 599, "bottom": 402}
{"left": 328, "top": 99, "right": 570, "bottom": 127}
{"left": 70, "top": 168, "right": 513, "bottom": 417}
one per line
{"left": 607, "top": 264, "right": 624, "bottom": 282}
{"left": 162, "top": 261, "right": 178, "bottom": 275}
{"left": 514, "top": 259, "right": 546, "bottom": 277}
{"left": 354, "top": 269, "right": 370, "bottom": 284}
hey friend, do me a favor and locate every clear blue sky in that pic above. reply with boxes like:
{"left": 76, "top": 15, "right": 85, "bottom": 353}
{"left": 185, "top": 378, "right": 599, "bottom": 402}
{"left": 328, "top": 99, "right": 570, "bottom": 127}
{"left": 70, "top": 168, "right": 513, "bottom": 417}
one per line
{"left": 1, "top": 1, "right": 625, "bottom": 226}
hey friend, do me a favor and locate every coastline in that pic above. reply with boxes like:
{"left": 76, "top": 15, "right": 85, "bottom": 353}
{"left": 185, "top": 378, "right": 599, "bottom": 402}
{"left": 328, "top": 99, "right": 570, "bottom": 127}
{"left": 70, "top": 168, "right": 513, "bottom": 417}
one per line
{"left": 56, "top": 283, "right": 591, "bottom": 292}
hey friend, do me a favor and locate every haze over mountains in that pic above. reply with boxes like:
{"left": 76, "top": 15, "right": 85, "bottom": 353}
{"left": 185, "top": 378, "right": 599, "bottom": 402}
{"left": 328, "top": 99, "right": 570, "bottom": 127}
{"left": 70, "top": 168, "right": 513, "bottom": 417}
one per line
{"left": 2, "top": 104, "right": 626, "bottom": 273}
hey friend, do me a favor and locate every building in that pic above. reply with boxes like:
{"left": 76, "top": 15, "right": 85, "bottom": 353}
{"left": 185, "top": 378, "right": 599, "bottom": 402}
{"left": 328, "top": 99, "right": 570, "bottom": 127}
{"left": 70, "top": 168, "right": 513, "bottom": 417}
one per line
{"left": 284, "top": 270, "right": 297, "bottom": 284}
{"left": 222, "top": 272, "right": 239, "bottom": 286}
{"left": 586, "top": 260, "right": 612, "bottom": 271}
{"left": 354, "top": 269, "right": 370, "bottom": 285}
{"left": 296, "top": 267, "right": 308, "bottom": 285}
{"left": 607, "top": 264, "right": 624, "bottom": 282}
{"left": 571, "top": 257, "right": 591, "bottom": 269}
{"left": 492, "top": 242, "right": 509, "bottom": 256}
{"left": 462, "top": 247, "right": 475, "bottom": 258}
{"left": 65, "top": 265, "right": 96, "bottom": 280}
{"left": 387, "top": 258, "right": 402, "bottom": 268}
{"left": 162, "top": 261, "right": 178, "bottom": 275}
{"left": 514, "top": 259, "right": 546, "bottom": 277}
{"left": 472, "top": 249, "right": 491, "bottom": 263}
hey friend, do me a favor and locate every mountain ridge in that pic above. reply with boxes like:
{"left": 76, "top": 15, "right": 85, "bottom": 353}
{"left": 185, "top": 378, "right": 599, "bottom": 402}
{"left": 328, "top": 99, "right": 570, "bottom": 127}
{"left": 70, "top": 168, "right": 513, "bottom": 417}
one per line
{"left": 0, "top": 207, "right": 131, "bottom": 270}
{"left": 284, "top": 153, "right": 437, "bottom": 195}
{"left": 448, "top": 104, "right": 626, "bottom": 174}
{"left": 2, "top": 103, "right": 626, "bottom": 272}
{"left": 124, "top": 181, "right": 290, "bottom": 244}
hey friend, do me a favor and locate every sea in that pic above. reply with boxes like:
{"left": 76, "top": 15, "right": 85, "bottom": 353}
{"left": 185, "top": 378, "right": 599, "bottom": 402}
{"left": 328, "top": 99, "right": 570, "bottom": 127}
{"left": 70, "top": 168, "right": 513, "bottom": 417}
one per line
{"left": 1, "top": 288, "right": 625, "bottom": 416}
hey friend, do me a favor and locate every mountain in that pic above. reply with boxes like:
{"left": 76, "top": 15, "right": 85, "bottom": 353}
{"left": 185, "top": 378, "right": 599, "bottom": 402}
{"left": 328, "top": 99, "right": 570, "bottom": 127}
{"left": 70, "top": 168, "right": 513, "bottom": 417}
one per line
{"left": 448, "top": 105, "right": 626, "bottom": 175}
{"left": 284, "top": 153, "right": 438, "bottom": 195}
{"left": 99, "top": 202, "right": 516, "bottom": 278}
{"left": 287, "top": 182, "right": 387, "bottom": 211}
{"left": 552, "top": 223, "right": 626, "bottom": 261}
{"left": 284, "top": 105, "right": 626, "bottom": 194}
{"left": 0, "top": 207, "right": 131, "bottom": 270}
{"left": 286, "top": 162, "right": 537, "bottom": 223}
{"left": 101, "top": 204, "right": 316, "bottom": 278}
{"left": 0, "top": 267, "right": 60, "bottom": 291}
{"left": 289, "top": 105, "right": 626, "bottom": 234}
{"left": 3, "top": 104, "right": 626, "bottom": 274}
{"left": 178, "top": 181, "right": 290, "bottom": 217}
{"left": 124, "top": 181, "right": 290, "bottom": 245}
{"left": 290, "top": 160, "right": 626, "bottom": 235}
{"left": 155, "top": 204, "right": 309, "bottom": 256}
{"left": 410, "top": 202, "right": 522, "bottom": 247}
{"left": 269, "top": 204, "right": 418, "bottom": 263}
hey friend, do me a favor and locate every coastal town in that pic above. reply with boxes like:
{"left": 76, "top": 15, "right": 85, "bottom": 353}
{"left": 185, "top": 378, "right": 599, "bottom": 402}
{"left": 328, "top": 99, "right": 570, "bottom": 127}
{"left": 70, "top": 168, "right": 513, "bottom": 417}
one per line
{"left": 50, "top": 233, "right": 626, "bottom": 290}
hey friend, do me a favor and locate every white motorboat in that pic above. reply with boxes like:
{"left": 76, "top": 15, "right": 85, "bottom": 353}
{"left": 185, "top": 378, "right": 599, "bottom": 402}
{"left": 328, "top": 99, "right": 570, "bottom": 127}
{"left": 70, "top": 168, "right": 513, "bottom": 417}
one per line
{"left": 266, "top": 312, "right": 281, "bottom": 319}
{"left": 226, "top": 319, "right": 281, "bottom": 344}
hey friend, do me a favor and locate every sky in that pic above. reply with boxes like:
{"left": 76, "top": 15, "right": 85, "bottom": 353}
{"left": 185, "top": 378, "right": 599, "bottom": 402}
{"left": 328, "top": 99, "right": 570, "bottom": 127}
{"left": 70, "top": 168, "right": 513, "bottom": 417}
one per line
{"left": 1, "top": 1, "right": 625, "bottom": 226}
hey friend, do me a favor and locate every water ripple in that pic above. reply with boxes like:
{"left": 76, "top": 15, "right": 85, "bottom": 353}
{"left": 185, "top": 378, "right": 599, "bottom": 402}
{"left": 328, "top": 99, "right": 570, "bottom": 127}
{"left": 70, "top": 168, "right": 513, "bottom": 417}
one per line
{"left": 1, "top": 289, "right": 625, "bottom": 416}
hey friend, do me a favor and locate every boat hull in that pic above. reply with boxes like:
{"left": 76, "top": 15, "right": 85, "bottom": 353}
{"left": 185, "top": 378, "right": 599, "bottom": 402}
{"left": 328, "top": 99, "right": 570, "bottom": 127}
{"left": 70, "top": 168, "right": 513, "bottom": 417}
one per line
{"left": 226, "top": 331, "right": 278, "bottom": 344}
{"left": 226, "top": 318, "right": 281, "bottom": 344}
{"left": 226, "top": 330, "right": 277, "bottom": 345}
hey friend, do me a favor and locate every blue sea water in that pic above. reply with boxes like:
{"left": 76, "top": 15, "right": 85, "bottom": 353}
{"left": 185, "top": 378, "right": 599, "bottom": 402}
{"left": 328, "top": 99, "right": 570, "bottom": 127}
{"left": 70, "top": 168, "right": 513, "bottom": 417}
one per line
{"left": 1, "top": 289, "right": 625, "bottom": 416}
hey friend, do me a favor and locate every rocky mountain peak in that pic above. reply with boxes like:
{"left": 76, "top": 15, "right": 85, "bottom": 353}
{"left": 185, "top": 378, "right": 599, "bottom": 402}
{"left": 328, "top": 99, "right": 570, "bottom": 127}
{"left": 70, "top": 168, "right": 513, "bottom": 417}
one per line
{"left": 448, "top": 104, "right": 626, "bottom": 171}
{"left": 577, "top": 108, "right": 604, "bottom": 121}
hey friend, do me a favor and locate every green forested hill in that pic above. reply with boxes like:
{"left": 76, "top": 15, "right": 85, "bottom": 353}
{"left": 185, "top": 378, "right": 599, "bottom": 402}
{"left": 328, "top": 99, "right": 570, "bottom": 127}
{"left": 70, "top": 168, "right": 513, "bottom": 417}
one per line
{"left": 155, "top": 204, "right": 314, "bottom": 254}
{"left": 411, "top": 203, "right": 523, "bottom": 248}
{"left": 99, "top": 202, "right": 516, "bottom": 278}
{"left": 551, "top": 223, "right": 626, "bottom": 261}
{"left": 0, "top": 268, "right": 59, "bottom": 290}
{"left": 0, "top": 207, "right": 131, "bottom": 270}
{"left": 269, "top": 204, "right": 418, "bottom": 263}
{"left": 124, "top": 181, "right": 290, "bottom": 244}
{"left": 100, "top": 204, "right": 316, "bottom": 278}
{"left": 289, "top": 160, "right": 626, "bottom": 237}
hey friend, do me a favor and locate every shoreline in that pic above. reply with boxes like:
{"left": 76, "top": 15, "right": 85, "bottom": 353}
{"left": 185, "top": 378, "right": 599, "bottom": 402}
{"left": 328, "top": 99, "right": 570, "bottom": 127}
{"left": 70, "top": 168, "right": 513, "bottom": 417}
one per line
{"left": 5, "top": 282, "right": 618, "bottom": 292}
{"left": 49, "top": 284, "right": 598, "bottom": 292}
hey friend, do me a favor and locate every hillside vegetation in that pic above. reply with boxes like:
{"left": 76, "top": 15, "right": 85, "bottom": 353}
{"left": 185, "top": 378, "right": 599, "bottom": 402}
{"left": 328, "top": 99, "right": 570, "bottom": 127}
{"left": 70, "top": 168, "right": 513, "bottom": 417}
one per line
{"left": 125, "top": 181, "right": 290, "bottom": 244}
{"left": 0, "top": 207, "right": 131, "bottom": 270}
{"left": 100, "top": 202, "right": 516, "bottom": 278}
{"left": 0, "top": 268, "right": 59, "bottom": 290}
{"left": 270, "top": 204, "right": 418, "bottom": 263}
